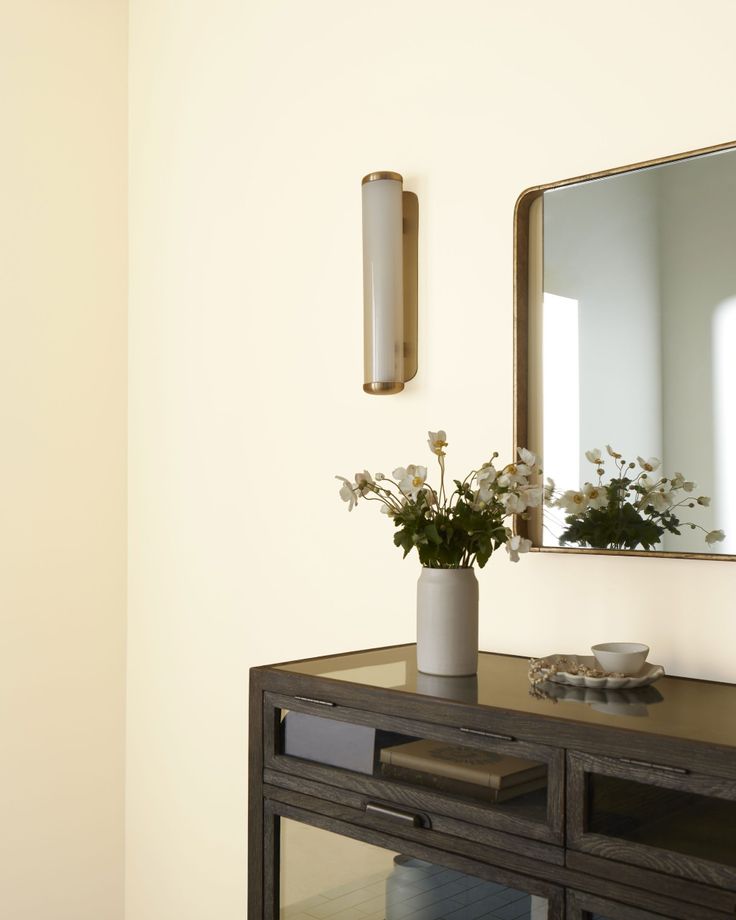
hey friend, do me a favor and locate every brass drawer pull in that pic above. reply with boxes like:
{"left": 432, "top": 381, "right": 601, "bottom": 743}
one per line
{"left": 293, "top": 696, "right": 335, "bottom": 707}
{"left": 365, "top": 802, "right": 429, "bottom": 828}
{"left": 619, "top": 757, "right": 689, "bottom": 775}
{"left": 460, "top": 727, "right": 515, "bottom": 742}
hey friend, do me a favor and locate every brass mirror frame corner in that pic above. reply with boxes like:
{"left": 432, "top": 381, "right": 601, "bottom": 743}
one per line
{"left": 512, "top": 138, "right": 736, "bottom": 562}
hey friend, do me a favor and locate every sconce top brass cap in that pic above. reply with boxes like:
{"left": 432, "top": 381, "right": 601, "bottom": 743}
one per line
{"left": 362, "top": 171, "right": 403, "bottom": 185}
{"left": 363, "top": 381, "right": 405, "bottom": 395}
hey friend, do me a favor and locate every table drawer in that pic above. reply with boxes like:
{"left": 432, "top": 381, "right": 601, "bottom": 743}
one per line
{"left": 566, "top": 887, "right": 733, "bottom": 920}
{"left": 264, "top": 772, "right": 564, "bottom": 871}
{"left": 265, "top": 794, "right": 564, "bottom": 920}
{"left": 264, "top": 691, "right": 564, "bottom": 845}
{"left": 568, "top": 751, "right": 736, "bottom": 892}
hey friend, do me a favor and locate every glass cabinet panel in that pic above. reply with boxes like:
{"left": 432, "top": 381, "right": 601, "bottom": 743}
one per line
{"left": 280, "top": 818, "right": 551, "bottom": 920}
{"left": 587, "top": 773, "right": 736, "bottom": 867}
{"left": 568, "top": 753, "right": 736, "bottom": 894}
{"left": 566, "top": 888, "right": 684, "bottom": 920}
{"left": 277, "top": 706, "right": 550, "bottom": 825}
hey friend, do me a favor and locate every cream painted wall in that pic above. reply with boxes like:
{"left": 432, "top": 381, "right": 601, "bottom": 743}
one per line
{"left": 0, "top": 3, "right": 127, "bottom": 919}
{"left": 127, "top": 2, "right": 736, "bottom": 918}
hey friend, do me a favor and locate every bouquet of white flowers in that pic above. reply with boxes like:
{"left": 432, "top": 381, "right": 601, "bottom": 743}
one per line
{"left": 337, "top": 430, "right": 542, "bottom": 566}
{"left": 545, "top": 445, "right": 725, "bottom": 551}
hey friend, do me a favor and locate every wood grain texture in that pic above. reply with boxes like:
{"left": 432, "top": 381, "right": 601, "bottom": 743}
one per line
{"left": 262, "top": 803, "right": 278, "bottom": 920}
{"left": 571, "top": 831, "right": 736, "bottom": 893}
{"left": 262, "top": 772, "right": 564, "bottom": 866}
{"left": 268, "top": 797, "right": 566, "bottom": 920}
{"left": 265, "top": 781, "right": 567, "bottom": 888}
{"left": 248, "top": 669, "right": 265, "bottom": 920}
{"left": 255, "top": 784, "right": 733, "bottom": 918}
{"left": 256, "top": 666, "right": 736, "bottom": 780}
{"left": 268, "top": 752, "right": 554, "bottom": 844}
{"left": 265, "top": 690, "right": 554, "bottom": 760}
{"left": 265, "top": 690, "right": 563, "bottom": 841}
{"left": 264, "top": 791, "right": 731, "bottom": 920}
{"left": 249, "top": 655, "right": 736, "bottom": 919}
{"left": 567, "top": 751, "right": 736, "bottom": 892}
{"left": 571, "top": 750, "right": 736, "bottom": 800}
{"left": 566, "top": 887, "right": 732, "bottom": 920}
{"left": 566, "top": 851, "right": 736, "bottom": 916}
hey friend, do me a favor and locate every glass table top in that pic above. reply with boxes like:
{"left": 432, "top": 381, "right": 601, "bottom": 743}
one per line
{"left": 274, "top": 645, "right": 736, "bottom": 749}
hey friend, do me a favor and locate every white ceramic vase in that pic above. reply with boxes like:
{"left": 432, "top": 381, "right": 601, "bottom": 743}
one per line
{"left": 416, "top": 567, "right": 479, "bottom": 676}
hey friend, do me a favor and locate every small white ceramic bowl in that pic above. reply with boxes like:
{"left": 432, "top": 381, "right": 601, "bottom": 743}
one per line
{"left": 591, "top": 642, "right": 649, "bottom": 675}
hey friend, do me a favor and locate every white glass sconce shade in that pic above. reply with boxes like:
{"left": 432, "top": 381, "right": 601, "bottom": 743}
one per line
{"left": 362, "top": 172, "right": 418, "bottom": 395}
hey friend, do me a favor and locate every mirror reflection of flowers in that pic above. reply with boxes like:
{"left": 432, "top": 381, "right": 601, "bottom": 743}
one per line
{"left": 337, "top": 431, "right": 542, "bottom": 566}
{"left": 545, "top": 445, "right": 725, "bottom": 551}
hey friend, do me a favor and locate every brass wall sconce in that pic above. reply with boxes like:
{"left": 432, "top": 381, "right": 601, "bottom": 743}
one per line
{"left": 361, "top": 172, "right": 418, "bottom": 395}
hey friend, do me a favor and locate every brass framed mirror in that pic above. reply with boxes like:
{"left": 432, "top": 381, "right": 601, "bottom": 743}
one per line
{"left": 514, "top": 140, "right": 736, "bottom": 560}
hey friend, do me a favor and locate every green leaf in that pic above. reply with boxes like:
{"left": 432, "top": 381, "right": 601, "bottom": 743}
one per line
{"left": 424, "top": 523, "right": 442, "bottom": 545}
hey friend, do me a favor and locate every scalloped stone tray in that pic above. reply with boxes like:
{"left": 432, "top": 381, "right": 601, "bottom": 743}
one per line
{"left": 536, "top": 654, "right": 665, "bottom": 690}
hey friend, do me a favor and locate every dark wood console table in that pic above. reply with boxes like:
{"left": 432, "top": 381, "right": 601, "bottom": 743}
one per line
{"left": 249, "top": 645, "right": 736, "bottom": 920}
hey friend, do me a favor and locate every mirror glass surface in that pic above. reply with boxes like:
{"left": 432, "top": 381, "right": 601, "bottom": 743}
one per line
{"left": 529, "top": 146, "right": 736, "bottom": 556}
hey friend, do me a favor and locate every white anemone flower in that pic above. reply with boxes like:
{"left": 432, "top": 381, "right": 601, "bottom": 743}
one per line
{"left": 427, "top": 430, "right": 448, "bottom": 456}
{"left": 336, "top": 476, "right": 358, "bottom": 511}
{"left": 506, "top": 534, "right": 532, "bottom": 563}
{"left": 637, "top": 456, "right": 661, "bottom": 473}
{"left": 669, "top": 472, "right": 696, "bottom": 492}
{"left": 354, "top": 470, "right": 374, "bottom": 495}
{"left": 517, "top": 447, "right": 537, "bottom": 468}
{"left": 477, "top": 464, "right": 497, "bottom": 485}
{"left": 585, "top": 449, "right": 603, "bottom": 465}
{"left": 518, "top": 484, "right": 543, "bottom": 509}
{"left": 476, "top": 464, "right": 498, "bottom": 502}
{"left": 498, "top": 463, "right": 532, "bottom": 488}
{"left": 583, "top": 482, "right": 608, "bottom": 511}
{"left": 393, "top": 464, "right": 428, "bottom": 499}
{"left": 502, "top": 492, "right": 527, "bottom": 514}
{"left": 706, "top": 529, "right": 726, "bottom": 545}
{"left": 557, "top": 490, "right": 588, "bottom": 515}
{"left": 606, "top": 445, "right": 622, "bottom": 459}
{"left": 392, "top": 466, "right": 409, "bottom": 486}
{"left": 643, "top": 488, "right": 673, "bottom": 514}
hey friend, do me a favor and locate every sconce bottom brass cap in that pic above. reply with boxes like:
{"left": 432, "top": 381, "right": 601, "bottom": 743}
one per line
{"left": 363, "top": 381, "right": 405, "bottom": 395}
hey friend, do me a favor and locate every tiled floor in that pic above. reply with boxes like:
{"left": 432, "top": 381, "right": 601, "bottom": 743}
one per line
{"left": 282, "top": 863, "right": 546, "bottom": 920}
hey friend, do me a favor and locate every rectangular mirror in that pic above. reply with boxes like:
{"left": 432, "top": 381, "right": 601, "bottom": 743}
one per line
{"left": 515, "top": 141, "right": 736, "bottom": 559}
